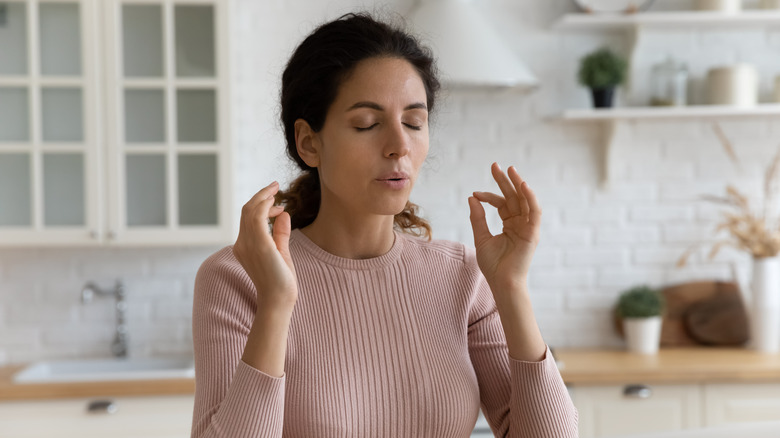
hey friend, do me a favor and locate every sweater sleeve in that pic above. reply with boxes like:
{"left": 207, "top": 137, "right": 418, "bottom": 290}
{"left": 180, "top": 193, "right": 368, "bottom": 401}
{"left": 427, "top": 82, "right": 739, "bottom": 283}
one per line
{"left": 464, "top": 247, "right": 578, "bottom": 438}
{"left": 190, "top": 248, "right": 286, "bottom": 438}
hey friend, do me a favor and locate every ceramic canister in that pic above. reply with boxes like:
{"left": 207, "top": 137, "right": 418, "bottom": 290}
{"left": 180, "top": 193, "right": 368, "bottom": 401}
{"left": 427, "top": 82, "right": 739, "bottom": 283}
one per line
{"left": 707, "top": 64, "right": 758, "bottom": 106}
{"left": 762, "top": 0, "right": 780, "bottom": 9}
{"left": 695, "top": 0, "right": 742, "bottom": 12}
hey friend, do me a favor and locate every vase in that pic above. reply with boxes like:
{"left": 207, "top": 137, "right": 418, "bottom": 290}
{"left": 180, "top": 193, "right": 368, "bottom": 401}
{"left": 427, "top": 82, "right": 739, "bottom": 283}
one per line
{"left": 750, "top": 256, "right": 780, "bottom": 353}
{"left": 591, "top": 87, "right": 615, "bottom": 108}
{"left": 623, "top": 316, "right": 663, "bottom": 355}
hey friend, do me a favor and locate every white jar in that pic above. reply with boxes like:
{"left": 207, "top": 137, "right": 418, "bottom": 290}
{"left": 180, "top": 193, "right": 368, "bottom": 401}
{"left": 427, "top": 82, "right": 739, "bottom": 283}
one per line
{"left": 695, "top": 0, "right": 742, "bottom": 12}
{"left": 774, "top": 75, "right": 780, "bottom": 103}
{"left": 707, "top": 64, "right": 758, "bottom": 107}
{"left": 762, "top": 0, "right": 780, "bottom": 9}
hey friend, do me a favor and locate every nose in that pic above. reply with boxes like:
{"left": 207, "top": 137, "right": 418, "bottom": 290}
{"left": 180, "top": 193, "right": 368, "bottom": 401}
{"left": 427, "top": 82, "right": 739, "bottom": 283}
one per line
{"left": 383, "top": 121, "right": 411, "bottom": 159}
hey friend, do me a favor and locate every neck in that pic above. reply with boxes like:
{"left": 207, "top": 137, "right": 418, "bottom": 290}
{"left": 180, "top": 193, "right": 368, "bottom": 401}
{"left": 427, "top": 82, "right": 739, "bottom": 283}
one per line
{"left": 299, "top": 209, "right": 396, "bottom": 260}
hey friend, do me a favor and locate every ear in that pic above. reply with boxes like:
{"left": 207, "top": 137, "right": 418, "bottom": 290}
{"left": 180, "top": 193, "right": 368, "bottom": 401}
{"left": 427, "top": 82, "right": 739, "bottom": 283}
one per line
{"left": 294, "top": 119, "right": 321, "bottom": 168}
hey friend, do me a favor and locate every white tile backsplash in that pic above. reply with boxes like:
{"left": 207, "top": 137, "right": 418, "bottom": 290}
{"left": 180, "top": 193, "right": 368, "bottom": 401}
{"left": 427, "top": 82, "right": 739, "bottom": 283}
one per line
{"left": 1, "top": 0, "right": 774, "bottom": 364}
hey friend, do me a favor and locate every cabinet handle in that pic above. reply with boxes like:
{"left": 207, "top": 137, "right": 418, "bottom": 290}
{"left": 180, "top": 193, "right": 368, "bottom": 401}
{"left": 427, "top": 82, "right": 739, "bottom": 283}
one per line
{"left": 107, "top": 231, "right": 117, "bottom": 240}
{"left": 89, "top": 230, "right": 98, "bottom": 239}
{"left": 86, "top": 399, "right": 118, "bottom": 414}
{"left": 623, "top": 384, "right": 652, "bottom": 399}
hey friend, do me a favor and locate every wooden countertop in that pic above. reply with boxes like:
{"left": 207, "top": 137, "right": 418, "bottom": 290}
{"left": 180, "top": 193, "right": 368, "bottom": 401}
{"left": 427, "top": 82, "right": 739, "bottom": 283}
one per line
{"left": 554, "top": 347, "right": 780, "bottom": 385}
{"left": 0, "top": 364, "right": 195, "bottom": 401}
{"left": 5, "top": 347, "right": 780, "bottom": 400}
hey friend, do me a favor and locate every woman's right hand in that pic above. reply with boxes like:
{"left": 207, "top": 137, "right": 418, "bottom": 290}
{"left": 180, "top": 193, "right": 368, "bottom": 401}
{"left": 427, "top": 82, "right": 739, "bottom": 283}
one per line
{"left": 232, "top": 181, "right": 298, "bottom": 309}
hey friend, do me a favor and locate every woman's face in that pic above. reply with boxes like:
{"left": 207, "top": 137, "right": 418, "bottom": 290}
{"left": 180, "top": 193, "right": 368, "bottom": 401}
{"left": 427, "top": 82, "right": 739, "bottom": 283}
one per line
{"left": 309, "top": 56, "right": 430, "bottom": 218}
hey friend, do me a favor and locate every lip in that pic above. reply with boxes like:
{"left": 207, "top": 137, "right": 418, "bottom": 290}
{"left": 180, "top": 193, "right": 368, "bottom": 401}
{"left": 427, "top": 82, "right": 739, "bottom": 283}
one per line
{"left": 376, "top": 171, "right": 410, "bottom": 181}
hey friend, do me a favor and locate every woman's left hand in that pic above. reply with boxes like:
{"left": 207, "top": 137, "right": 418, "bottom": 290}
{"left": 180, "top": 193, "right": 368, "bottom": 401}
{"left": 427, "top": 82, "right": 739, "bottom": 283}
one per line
{"left": 467, "top": 162, "right": 542, "bottom": 295}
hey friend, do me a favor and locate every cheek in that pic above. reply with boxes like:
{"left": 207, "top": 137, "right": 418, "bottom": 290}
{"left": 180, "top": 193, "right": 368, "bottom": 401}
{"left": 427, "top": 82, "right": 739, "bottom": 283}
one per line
{"left": 413, "top": 137, "right": 429, "bottom": 168}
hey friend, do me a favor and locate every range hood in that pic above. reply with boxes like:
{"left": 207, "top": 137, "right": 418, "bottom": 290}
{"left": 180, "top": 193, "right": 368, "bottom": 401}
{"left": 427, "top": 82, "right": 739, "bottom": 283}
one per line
{"left": 406, "top": 0, "right": 539, "bottom": 89}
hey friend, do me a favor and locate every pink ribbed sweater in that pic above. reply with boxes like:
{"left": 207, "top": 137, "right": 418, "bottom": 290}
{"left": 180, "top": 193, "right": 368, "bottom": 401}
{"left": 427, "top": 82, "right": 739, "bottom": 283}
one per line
{"left": 191, "top": 228, "right": 578, "bottom": 437}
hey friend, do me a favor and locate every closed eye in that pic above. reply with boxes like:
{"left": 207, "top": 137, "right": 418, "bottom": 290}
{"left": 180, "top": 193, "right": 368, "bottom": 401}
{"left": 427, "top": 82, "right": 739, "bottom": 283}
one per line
{"left": 355, "top": 123, "right": 378, "bottom": 132}
{"left": 404, "top": 123, "right": 422, "bottom": 131}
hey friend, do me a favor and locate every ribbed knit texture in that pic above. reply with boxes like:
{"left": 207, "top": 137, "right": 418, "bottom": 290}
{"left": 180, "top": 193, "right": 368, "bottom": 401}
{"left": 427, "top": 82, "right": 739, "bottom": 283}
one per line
{"left": 191, "top": 228, "right": 578, "bottom": 437}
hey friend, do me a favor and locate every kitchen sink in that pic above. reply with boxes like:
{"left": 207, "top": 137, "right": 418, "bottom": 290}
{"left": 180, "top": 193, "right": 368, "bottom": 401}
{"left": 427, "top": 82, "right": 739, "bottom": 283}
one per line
{"left": 12, "top": 357, "right": 195, "bottom": 383}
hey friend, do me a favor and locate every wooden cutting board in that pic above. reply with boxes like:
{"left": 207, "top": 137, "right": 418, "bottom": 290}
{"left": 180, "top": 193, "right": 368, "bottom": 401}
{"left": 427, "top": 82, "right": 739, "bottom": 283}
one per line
{"left": 613, "top": 281, "right": 749, "bottom": 347}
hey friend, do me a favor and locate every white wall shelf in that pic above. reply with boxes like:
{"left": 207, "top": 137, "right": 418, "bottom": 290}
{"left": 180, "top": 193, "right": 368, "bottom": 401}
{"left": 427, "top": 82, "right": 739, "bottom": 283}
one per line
{"left": 554, "top": 11, "right": 780, "bottom": 30}
{"left": 555, "top": 8, "right": 780, "bottom": 191}
{"left": 562, "top": 104, "right": 780, "bottom": 121}
{"left": 559, "top": 104, "right": 780, "bottom": 191}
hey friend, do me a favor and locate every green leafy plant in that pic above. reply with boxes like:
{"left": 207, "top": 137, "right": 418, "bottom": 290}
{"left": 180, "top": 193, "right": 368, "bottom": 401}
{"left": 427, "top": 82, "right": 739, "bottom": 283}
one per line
{"left": 578, "top": 47, "right": 628, "bottom": 89}
{"left": 616, "top": 285, "right": 665, "bottom": 318}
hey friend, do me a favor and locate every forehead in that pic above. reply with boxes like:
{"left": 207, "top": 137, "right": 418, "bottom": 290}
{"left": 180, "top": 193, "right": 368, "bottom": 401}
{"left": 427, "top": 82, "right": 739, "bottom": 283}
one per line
{"left": 332, "top": 57, "right": 427, "bottom": 108}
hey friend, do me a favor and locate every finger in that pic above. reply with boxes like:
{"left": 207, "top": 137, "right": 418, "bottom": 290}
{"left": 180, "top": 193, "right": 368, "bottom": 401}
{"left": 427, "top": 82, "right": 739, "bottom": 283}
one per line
{"left": 491, "top": 163, "right": 522, "bottom": 216}
{"left": 468, "top": 196, "right": 493, "bottom": 247}
{"left": 246, "top": 196, "right": 279, "bottom": 242}
{"left": 520, "top": 180, "right": 542, "bottom": 225}
{"left": 507, "top": 166, "right": 529, "bottom": 216}
{"left": 473, "top": 191, "right": 511, "bottom": 220}
{"left": 268, "top": 205, "right": 285, "bottom": 217}
{"left": 246, "top": 181, "right": 280, "bottom": 208}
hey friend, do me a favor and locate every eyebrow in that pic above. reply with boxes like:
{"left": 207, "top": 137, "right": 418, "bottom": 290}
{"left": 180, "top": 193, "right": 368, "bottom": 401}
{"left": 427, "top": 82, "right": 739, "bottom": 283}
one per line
{"left": 346, "top": 101, "right": 428, "bottom": 112}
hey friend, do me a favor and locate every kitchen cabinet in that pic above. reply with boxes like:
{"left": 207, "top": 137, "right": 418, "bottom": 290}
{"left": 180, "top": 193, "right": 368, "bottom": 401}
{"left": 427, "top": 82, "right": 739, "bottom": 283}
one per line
{"left": 0, "top": 0, "right": 232, "bottom": 247}
{"left": 557, "top": 348, "right": 780, "bottom": 438}
{"left": 571, "top": 383, "right": 703, "bottom": 438}
{"left": 703, "top": 382, "right": 780, "bottom": 426}
{"left": 0, "top": 394, "right": 194, "bottom": 438}
{"left": 572, "top": 382, "right": 780, "bottom": 438}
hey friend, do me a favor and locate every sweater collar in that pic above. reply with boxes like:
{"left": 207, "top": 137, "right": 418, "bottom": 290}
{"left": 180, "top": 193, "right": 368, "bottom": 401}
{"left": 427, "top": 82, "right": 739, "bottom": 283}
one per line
{"left": 289, "top": 228, "right": 405, "bottom": 270}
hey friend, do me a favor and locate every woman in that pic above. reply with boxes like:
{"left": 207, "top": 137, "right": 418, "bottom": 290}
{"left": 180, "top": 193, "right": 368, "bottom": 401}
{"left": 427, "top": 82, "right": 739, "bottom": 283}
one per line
{"left": 191, "top": 12, "right": 577, "bottom": 438}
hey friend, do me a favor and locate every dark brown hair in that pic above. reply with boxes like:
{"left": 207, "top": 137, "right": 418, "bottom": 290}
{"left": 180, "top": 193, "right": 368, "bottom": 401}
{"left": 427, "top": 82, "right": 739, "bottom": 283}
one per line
{"left": 274, "top": 12, "right": 440, "bottom": 240}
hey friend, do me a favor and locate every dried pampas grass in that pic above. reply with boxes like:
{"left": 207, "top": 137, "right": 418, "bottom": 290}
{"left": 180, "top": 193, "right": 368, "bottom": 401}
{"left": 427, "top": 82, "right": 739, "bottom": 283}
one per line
{"left": 676, "top": 122, "right": 780, "bottom": 267}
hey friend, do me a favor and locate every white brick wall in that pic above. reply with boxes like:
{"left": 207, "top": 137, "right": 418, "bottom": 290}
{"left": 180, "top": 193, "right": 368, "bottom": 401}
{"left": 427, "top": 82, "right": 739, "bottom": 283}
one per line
{"left": 0, "top": 0, "right": 775, "bottom": 364}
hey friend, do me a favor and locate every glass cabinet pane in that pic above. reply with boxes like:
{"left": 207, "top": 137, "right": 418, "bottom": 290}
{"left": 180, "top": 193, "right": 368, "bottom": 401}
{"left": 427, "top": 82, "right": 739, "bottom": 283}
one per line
{"left": 41, "top": 87, "right": 83, "bottom": 142}
{"left": 174, "top": 5, "right": 215, "bottom": 78}
{"left": 177, "top": 89, "right": 216, "bottom": 142}
{"left": 125, "top": 88, "right": 165, "bottom": 143}
{"left": 0, "top": 87, "right": 29, "bottom": 142}
{"left": 0, "top": 2, "right": 28, "bottom": 75}
{"left": 126, "top": 154, "right": 166, "bottom": 226}
{"left": 122, "top": 4, "right": 163, "bottom": 78}
{"left": 39, "top": 2, "right": 81, "bottom": 76}
{"left": 0, "top": 153, "right": 32, "bottom": 226}
{"left": 178, "top": 154, "right": 217, "bottom": 225}
{"left": 43, "top": 153, "right": 84, "bottom": 226}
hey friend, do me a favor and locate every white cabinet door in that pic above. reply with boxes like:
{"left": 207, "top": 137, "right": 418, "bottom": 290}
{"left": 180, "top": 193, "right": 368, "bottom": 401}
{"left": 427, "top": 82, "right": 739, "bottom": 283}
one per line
{"left": 0, "top": 0, "right": 103, "bottom": 246}
{"left": 0, "top": 0, "right": 233, "bottom": 247}
{"left": 571, "top": 384, "right": 702, "bottom": 438}
{"left": 0, "top": 395, "right": 194, "bottom": 438}
{"left": 704, "top": 382, "right": 780, "bottom": 427}
{"left": 103, "top": 0, "right": 232, "bottom": 247}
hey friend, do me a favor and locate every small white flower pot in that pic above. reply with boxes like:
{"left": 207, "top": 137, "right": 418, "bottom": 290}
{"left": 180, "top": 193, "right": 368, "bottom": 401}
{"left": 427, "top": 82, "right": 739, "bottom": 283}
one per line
{"left": 623, "top": 316, "right": 663, "bottom": 355}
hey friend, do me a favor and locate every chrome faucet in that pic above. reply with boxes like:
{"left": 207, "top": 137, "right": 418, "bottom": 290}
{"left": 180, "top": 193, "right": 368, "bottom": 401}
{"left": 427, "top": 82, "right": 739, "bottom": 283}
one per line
{"left": 81, "top": 279, "right": 128, "bottom": 358}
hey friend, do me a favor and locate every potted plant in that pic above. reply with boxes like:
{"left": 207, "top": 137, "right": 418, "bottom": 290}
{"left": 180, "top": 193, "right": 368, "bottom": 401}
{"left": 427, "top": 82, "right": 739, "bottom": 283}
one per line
{"left": 578, "top": 47, "right": 628, "bottom": 108}
{"left": 616, "top": 285, "right": 665, "bottom": 354}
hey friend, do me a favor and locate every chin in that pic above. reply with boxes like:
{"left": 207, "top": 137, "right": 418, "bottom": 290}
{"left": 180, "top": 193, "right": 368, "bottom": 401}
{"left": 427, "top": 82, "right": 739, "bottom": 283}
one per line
{"left": 373, "top": 199, "right": 410, "bottom": 217}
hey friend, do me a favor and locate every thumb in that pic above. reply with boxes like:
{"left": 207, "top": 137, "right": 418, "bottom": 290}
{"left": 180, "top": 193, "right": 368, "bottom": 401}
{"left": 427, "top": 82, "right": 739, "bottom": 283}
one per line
{"left": 468, "top": 196, "right": 492, "bottom": 247}
{"left": 272, "top": 211, "right": 293, "bottom": 262}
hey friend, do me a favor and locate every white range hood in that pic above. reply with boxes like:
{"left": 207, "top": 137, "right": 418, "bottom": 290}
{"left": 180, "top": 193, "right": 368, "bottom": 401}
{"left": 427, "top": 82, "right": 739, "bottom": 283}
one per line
{"left": 406, "top": 0, "right": 539, "bottom": 89}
